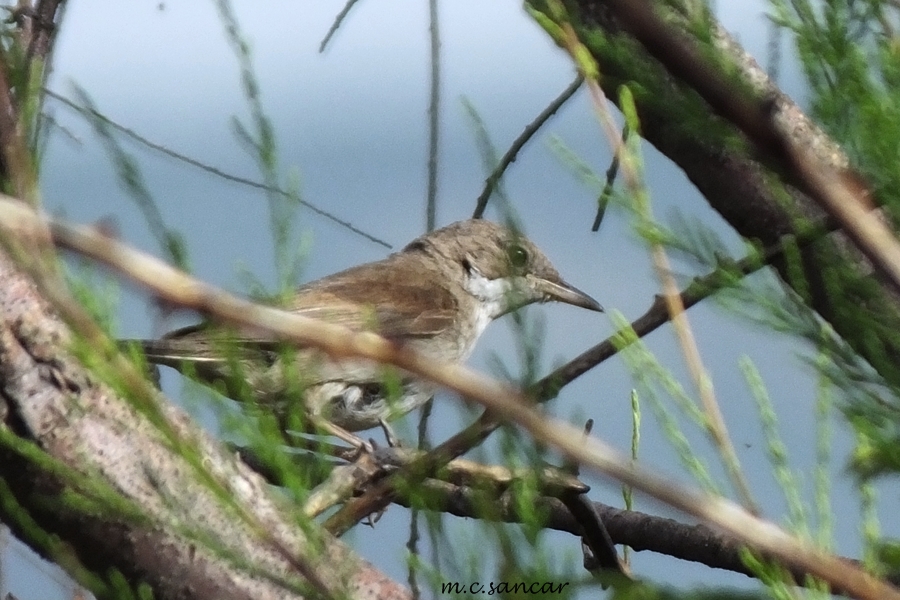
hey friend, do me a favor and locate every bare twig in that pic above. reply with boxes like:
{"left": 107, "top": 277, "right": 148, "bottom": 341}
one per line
{"left": 44, "top": 89, "right": 392, "bottom": 249}
{"left": 0, "top": 218, "right": 408, "bottom": 600}
{"left": 559, "top": 492, "right": 626, "bottom": 575}
{"left": 472, "top": 75, "right": 583, "bottom": 218}
{"left": 591, "top": 125, "right": 625, "bottom": 231}
{"left": 600, "top": 0, "right": 900, "bottom": 297}
{"left": 0, "top": 1, "right": 63, "bottom": 208}
{"left": 325, "top": 225, "right": 826, "bottom": 540}
{"left": 401, "top": 488, "right": 888, "bottom": 595}
{"left": 413, "top": 4, "right": 443, "bottom": 588}
{"left": 319, "top": 0, "right": 363, "bottom": 53}
{"left": 24, "top": 0, "right": 63, "bottom": 62}
{"left": 5, "top": 201, "right": 892, "bottom": 598}
{"left": 424, "top": 0, "right": 441, "bottom": 231}
{"left": 18, "top": 0, "right": 66, "bottom": 155}
{"left": 552, "top": 11, "right": 758, "bottom": 514}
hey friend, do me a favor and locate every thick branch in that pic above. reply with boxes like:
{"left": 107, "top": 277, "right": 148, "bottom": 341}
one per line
{"left": 0, "top": 244, "right": 408, "bottom": 599}
{"left": 8, "top": 202, "right": 892, "bottom": 599}
{"left": 559, "top": 1, "right": 900, "bottom": 388}
{"left": 400, "top": 486, "right": 883, "bottom": 596}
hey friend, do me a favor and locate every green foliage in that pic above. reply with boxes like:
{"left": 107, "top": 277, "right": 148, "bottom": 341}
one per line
{"left": 0, "top": 430, "right": 156, "bottom": 598}
{"left": 873, "top": 538, "right": 900, "bottom": 574}
{"left": 72, "top": 85, "right": 189, "bottom": 271}
{"left": 741, "top": 358, "right": 809, "bottom": 534}
{"left": 611, "top": 312, "right": 722, "bottom": 496}
{"left": 0, "top": 13, "right": 49, "bottom": 175}
{"left": 769, "top": 1, "right": 900, "bottom": 213}
{"left": 65, "top": 259, "right": 121, "bottom": 336}
{"left": 27, "top": 1, "right": 900, "bottom": 596}
{"left": 812, "top": 359, "right": 835, "bottom": 551}
{"left": 739, "top": 548, "right": 823, "bottom": 600}
{"left": 859, "top": 461, "right": 881, "bottom": 570}
{"left": 106, "top": 570, "right": 152, "bottom": 600}
{"left": 549, "top": 134, "right": 613, "bottom": 199}
{"left": 622, "top": 390, "right": 640, "bottom": 566}
{"left": 215, "top": 0, "right": 307, "bottom": 297}
{"left": 461, "top": 96, "right": 513, "bottom": 214}
{"left": 573, "top": 21, "right": 747, "bottom": 158}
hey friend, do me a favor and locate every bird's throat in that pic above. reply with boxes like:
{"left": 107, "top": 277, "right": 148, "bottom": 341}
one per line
{"left": 463, "top": 269, "right": 516, "bottom": 336}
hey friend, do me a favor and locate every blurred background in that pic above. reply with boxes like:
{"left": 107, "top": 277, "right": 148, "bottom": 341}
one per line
{"left": 2, "top": 1, "right": 875, "bottom": 597}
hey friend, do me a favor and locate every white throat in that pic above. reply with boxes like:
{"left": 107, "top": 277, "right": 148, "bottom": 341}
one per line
{"left": 463, "top": 268, "right": 516, "bottom": 340}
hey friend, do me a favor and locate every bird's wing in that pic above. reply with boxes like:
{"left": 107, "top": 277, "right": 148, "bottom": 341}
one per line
{"left": 288, "top": 301, "right": 454, "bottom": 340}
{"left": 285, "top": 255, "right": 460, "bottom": 340}
{"left": 129, "top": 255, "right": 460, "bottom": 388}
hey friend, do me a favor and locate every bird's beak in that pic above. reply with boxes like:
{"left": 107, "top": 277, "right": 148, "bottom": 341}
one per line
{"left": 529, "top": 275, "right": 603, "bottom": 312}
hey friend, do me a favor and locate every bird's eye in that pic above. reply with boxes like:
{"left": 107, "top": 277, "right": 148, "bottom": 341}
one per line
{"left": 507, "top": 243, "right": 529, "bottom": 269}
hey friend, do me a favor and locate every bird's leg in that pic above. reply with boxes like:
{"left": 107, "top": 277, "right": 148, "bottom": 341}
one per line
{"left": 377, "top": 418, "right": 401, "bottom": 448}
{"left": 310, "top": 415, "right": 374, "bottom": 456}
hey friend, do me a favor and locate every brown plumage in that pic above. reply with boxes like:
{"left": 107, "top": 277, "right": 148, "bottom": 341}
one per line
{"left": 131, "top": 219, "right": 602, "bottom": 441}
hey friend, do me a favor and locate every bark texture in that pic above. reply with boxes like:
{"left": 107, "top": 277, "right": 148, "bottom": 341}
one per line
{"left": 0, "top": 249, "right": 409, "bottom": 600}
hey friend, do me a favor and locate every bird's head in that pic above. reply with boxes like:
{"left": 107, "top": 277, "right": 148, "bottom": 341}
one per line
{"left": 404, "top": 219, "right": 602, "bottom": 319}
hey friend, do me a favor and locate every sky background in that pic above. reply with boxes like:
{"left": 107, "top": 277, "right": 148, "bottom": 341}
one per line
{"left": 1, "top": 1, "right": 887, "bottom": 598}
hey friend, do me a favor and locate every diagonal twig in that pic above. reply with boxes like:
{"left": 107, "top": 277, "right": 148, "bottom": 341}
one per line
{"left": 533, "top": 5, "right": 759, "bottom": 513}
{"left": 472, "top": 74, "right": 583, "bottom": 218}
{"left": 319, "top": 0, "right": 363, "bottom": 53}
{"left": 600, "top": 0, "right": 900, "bottom": 297}
{"left": 44, "top": 89, "right": 392, "bottom": 249}
{"left": 3, "top": 199, "right": 894, "bottom": 599}
{"left": 324, "top": 222, "right": 828, "bottom": 534}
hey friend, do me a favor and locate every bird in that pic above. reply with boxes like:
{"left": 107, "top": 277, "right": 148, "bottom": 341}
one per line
{"left": 128, "top": 219, "right": 602, "bottom": 447}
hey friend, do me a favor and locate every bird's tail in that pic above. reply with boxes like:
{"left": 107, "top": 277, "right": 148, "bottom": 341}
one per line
{"left": 119, "top": 337, "right": 232, "bottom": 369}
{"left": 117, "top": 339, "right": 167, "bottom": 388}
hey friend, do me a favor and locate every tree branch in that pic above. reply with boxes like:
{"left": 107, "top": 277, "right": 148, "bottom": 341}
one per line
{"left": 6, "top": 200, "right": 894, "bottom": 599}
{"left": 0, "top": 210, "right": 408, "bottom": 600}
{"left": 543, "top": 1, "right": 900, "bottom": 393}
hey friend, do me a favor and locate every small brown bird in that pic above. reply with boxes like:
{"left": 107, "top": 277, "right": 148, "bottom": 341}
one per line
{"left": 131, "top": 219, "right": 601, "bottom": 445}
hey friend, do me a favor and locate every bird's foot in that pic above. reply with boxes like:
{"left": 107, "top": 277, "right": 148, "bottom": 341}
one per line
{"left": 311, "top": 417, "right": 375, "bottom": 457}
{"left": 377, "top": 418, "right": 402, "bottom": 448}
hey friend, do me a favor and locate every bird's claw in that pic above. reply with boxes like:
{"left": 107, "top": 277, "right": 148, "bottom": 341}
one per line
{"left": 377, "top": 418, "right": 402, "bottom": 448}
